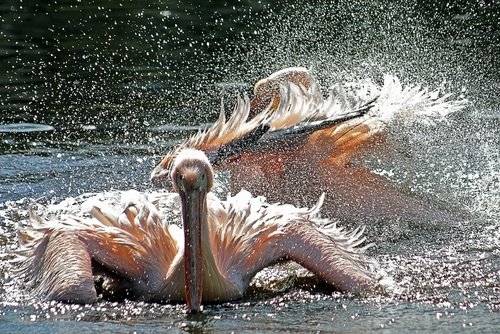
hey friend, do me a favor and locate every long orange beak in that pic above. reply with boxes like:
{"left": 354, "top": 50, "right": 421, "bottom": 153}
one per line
{"left": 179, "top": 186, "right": 205, "bottom": 313}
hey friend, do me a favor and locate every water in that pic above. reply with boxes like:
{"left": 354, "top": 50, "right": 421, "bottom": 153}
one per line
{"left": 1, "top": 0, "right": 499, "bottom": 332}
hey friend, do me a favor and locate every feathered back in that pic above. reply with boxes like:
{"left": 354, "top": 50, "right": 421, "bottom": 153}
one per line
{"left": 206, "top": 190, "right": 374, "bottom": 290}
{"left": 152, "top": 68, "right": 467, "bottom": 180}
{"left": 15, "top": 191, "right": 182, "bottom": 300}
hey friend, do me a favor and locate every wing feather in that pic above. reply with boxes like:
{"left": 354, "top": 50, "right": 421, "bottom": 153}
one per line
{"left": 208, "top": 190, "right": 375, "bottom": 293}
{"left": 17, "top": 193, "right": 181, "bottom": 302}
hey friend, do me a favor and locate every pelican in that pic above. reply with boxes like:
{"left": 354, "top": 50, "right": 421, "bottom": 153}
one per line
{"left": 151, "top": 67, "right": 467, "bottom": 224}
{"left": 17, "top": 149, "right": 376, "bottom": 312}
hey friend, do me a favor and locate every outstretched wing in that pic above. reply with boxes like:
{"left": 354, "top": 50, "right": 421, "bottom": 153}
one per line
{"left": 206, "top": 190, "right": 283, "bottom": 292}
{"left": 17, "top": 191, "right": 181, "bottom": 303}
{"left": 258, "top": 74, "right": 467, "bottom": 168}
{"left": 151, "top": 68, "right": 467, "bottom": 186}
{"left": 150, "top": 94, "right": 271, "bottom": 184}
{"left": 17, "top": 212, "right": 98, "bottom": 303}
{"left": 85, "top": 191, "right": 181, "bottom": 293}
{"left": 207, "top": 190, "right": 376, "bottom": 294}
{"left": 277, "top": 211, "right": 376, "bottom": 294}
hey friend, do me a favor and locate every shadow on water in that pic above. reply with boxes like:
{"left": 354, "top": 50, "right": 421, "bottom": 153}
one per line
{"left": 1, "top": 0, "right": 499, "bottom": 333}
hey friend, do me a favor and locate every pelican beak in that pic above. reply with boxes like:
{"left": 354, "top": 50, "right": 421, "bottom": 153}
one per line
{"left": 179, "top": 186, "right": 205, "bottom": 313}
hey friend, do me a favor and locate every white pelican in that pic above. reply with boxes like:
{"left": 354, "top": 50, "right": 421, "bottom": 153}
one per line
{"left": 151, "top": 67, "right": 467, "bottom": 223}
{"left": 17, "top": 149, "right": 376, "bottom": 312}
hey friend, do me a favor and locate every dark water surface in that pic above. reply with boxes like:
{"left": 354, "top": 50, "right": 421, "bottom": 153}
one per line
{"left": 1, "top": 0, "right": 500, "bottom": 333}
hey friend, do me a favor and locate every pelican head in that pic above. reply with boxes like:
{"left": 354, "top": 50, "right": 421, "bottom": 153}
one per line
{"left": 170, "top": 149, "right": 214, "bottom": 313}
{"left": 251, "top": 66, "right": 314, "bottom": 113}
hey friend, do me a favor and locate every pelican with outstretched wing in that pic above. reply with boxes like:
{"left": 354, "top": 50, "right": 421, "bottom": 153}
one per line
{"left": 17, "top": 149, "right": 376, "bottom": 312}
{"left": 151, "top": 67, "right": 467, "bottom": 223}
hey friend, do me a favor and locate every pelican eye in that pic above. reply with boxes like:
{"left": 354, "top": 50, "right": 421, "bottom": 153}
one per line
{"left": 199, "top": 173, "right": 207, "bottom": 187}
{"left": 177, "top": 173, "right": 184, "bottom": 184}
